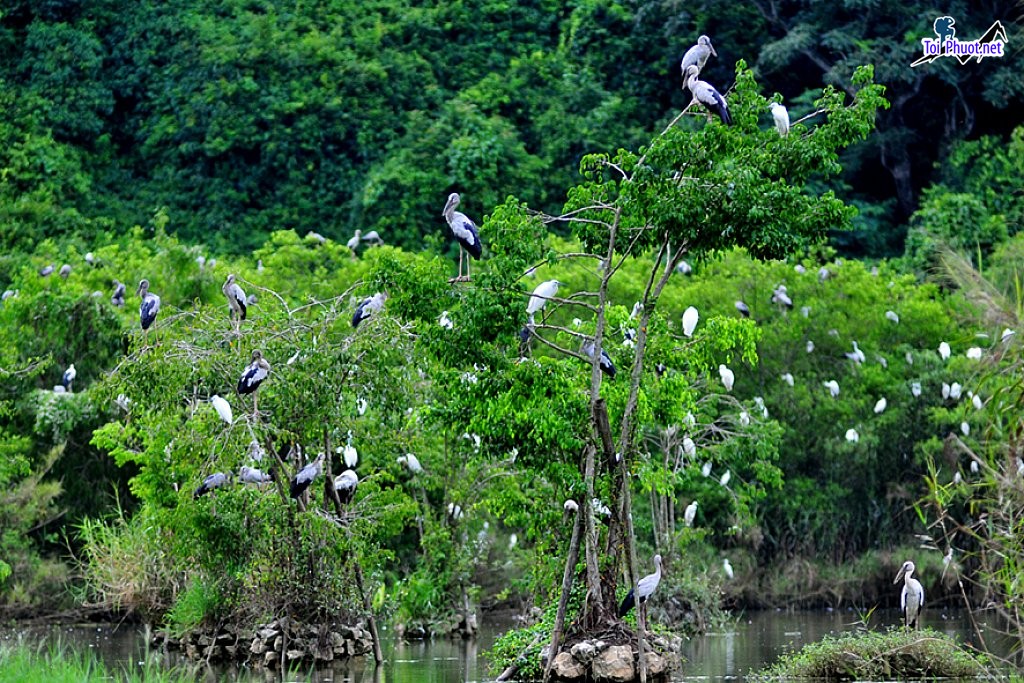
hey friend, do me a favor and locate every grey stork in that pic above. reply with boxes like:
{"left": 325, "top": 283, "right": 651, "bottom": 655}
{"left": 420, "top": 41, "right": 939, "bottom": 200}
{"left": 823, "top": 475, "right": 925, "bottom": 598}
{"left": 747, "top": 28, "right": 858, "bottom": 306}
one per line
{"left": 237, "top": 349, "right": 270, "bottom": 414}
{"left": 443, "top": 192, "right": 482, "bottom": 281}
{"left": 61, "top": 364, "right": 77, "bottom": 392}
{"left": 239, "top": 466, "right": 273, "bottom": 485}
{"left": 735, "top": 300, "right": 750, "bottom": 318}
{"left": 680, "top": 35, "right": 716, "bottom": 84}
{"left": 582, "top": 340, "right": 616, "bottom": 378}
{"left": 111, "top": 280, "right": 126, "bottom": 307}
{"left": 290, "top": 453, "right": 324, "bottom": 499}
{"left": 618, "top": 554, "right": 663, "bottom": 617}
{"left": 895, "top": 560, "right": 924, "bottom": 628}
{"left": 137, "top": 279, "right": 161, "bottom": 331}
{"left": 222, "top": 274, "right": 247, "bottom": 326}
{"left": 352, "top": 292, "right": 387, "bottom": 328}
{"left": 333, "top": 469, "right": 359, "bottom": 505}
{"left": 684, "top": 65, "right": 731, "bottom": 125}
{"left": 194, "top": 472, "right": 231, "bottom": 499}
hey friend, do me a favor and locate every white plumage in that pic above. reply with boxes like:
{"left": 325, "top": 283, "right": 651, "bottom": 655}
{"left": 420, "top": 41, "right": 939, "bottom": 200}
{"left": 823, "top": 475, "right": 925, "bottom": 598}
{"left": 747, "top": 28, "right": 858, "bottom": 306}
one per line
{"left": 719, "top": 470, "right": 731, "bottom": 486}
{"left": 682, "top": 306, "right": 699, "bottom": 337}
{"left": 527, "top": 280, "right": 561, "bottom": 324}
{"left": 333, "top": 469, "right": 359, "bottom": 505}
{"left": 722, "top": 558, "right": 734, "bottom": 580}
{"left": 210, "top": 395, "right": 233, "bottom": 424}
{"left": 781, "top": 372, "right": 794, "bottom": 387}
{"left": 806, "top": 340, "right": 815, "bottom": 353}
{"left": 439, "top": 310, "right": 454, "bottom": 329}
{"left": 398, "top": 453, "right": 423, "bottom": 474}
{"left": 846, "top": 341, "right": 866, "bottom": 364}
{"left": 718, "top": 364, "right": 734, "bottom": 392}
{"left": 938, "top": 342, "right": 951, "bottom": 360}
{"left": 885, "top": 310, "right": 899, "bottom": 323}
{"left": 61, "top": 364, "right": 76, "bottom": 391}
{"left": 701, "top": 461, "right": 712, "bottom": 477}
{"left": 683, "top": 65, "right": 731, "bottom": 125}
{"left": 769, "top": 102, "right": 790, "bottom": 136}
{"left": 239, "top": 465, "right": 272, "bottom": 485}
{"left": 846, "top": 428, "right": 859, "bottom": 443}
{"left": 684, "top": 501, "right": 698, "bottom": 527}
{"left": 895, "top": 560, "right": 924, "bottom": 628}
{"left": 682, "top": 437, "right": 696, "bottom": 458}
{"left": 824, "top": 380, "right": 840, "bottom": 397}
{"left": 966, "top": 347, "right": 982, "bottom": 360}
{"left": 874, "top": 397, "right": 887, "bottom": 414}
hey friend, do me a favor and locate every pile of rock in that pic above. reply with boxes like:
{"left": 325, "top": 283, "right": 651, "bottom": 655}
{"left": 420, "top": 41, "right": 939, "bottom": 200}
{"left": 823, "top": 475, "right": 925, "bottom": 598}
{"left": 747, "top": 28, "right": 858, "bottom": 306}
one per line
{"left": 159, "top": 617, "right": 374, "bottom": 668}
{"left": 546, "top": 633, "right": 683, "bottom": 682}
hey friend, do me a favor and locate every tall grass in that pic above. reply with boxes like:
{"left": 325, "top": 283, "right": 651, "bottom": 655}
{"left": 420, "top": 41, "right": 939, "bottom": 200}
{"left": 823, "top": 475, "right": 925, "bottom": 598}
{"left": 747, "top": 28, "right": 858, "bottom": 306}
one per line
{"left": 0, "top": 640, "right": 196, "bottom": 683}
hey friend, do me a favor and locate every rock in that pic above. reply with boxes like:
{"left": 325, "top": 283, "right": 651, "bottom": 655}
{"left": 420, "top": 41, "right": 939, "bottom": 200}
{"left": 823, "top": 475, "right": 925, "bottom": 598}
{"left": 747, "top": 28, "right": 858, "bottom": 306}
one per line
{"left": 551, "top": 651, "right": 586, "bottom": 680}
{"left": 263, "top": 650, "right": 278, "bottom": 667}
{"left": 592, "top": 645, "right": 635, "bottom": 683}
{"left": 570, "top": 641, "right": 597, "bottom": 665}
{"left": 645, "top": 651, "right": 667, "bottom": 676}
{"left": 286, "top": 648, "right": 305, "bottom": 661}
{"left": 250, "top": 638, "right": 267, "bottom": 655}
{"left": 258, "top": 627, "right": 278, "bottom": 640}
{"left": 594, "top": 639, "right": 609, "bottom": 652}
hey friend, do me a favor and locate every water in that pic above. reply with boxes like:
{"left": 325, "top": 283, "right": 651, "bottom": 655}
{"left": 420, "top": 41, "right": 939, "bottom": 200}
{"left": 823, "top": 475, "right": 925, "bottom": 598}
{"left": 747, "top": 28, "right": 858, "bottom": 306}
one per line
{"left": 3, "top": 609, "right": 1014, "bottom": 681}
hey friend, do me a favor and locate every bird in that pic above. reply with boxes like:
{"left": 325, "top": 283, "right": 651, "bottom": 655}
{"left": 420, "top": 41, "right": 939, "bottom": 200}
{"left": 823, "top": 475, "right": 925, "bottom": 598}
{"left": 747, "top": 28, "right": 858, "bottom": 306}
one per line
{"left": 874, "top": 397, "right": 887, "bottom": 414}
{"left": 222, "top": 274, "right": 248, "bottom": 323}
{"left": 675, "top": 260, "right": 692, "bottom": 275}
{"left": 111, "top": 280, "right": 126, "bottom": 307}
{"left": 769, "top": 102, "right": 790, "bottom": 136}
{"left": 398, "top": 453, "right": 423, "bottom": 474}
{"left": 845, "top": 428, "right": 859, "bottom": 443}
{"left": 970, "top": 460, "right": 979, "bottom": 474}
{"left": 683, "top": 65, "right": 731, "bottom": 125}
{"left": 290, "top": 453, "right": 324, "bottom": 499}
{"left": 950, "top": 382, "right": 962, "bottom": 399}
{"left": 771, "top": 285, "right": 793, "bottom": 308}
{"left": 1, "top": 289, "right": 17, "bottom": 302}
{"left": 527, "top": 280, "right": 562, "bottom": 324}
{"left": 305, "top": 231, "right": 327, "bottom": 244}
{"left": 582, "top": 340, "right": 616, "bottom": 378}
{"left": 701, "top": 461, "right": 712, "bottom": 477}
{"left": 966, "top": 347, "right": 982, "bottom": 360}
{"left": 237, "top": 350, "right": 270, "bottom": 413}
{"left": 343, "top": 432, "right": 358, "bottom": 469}
{"left": 194, "top": 472, "right": 231, "bottom": 499}
{"left": 942, "top": 382, "right": 951, "bottom": 399}
{"left": 355, "top": 397, "right": 368, "bottom": 416}
{"left": 718, "top": 364, "right": 734, "bottom": 392}
{"left": 972, "top": 393, "right": 983, "bottom": 410}
{"left": 1001, "top": 328, "right": 1015, "bottom": 343}
{"left": 722, "top": 558, "right": 734, "bottom": 580}
{"left": 439, "top": 310, "right": 454, "bottom": 329}
{"left": 938, "top": 342, "right": 951, "bottom": 360}
{"left": 352, "top": 292, "right": 387, "bottom": 328}
{"left": 894, "top": 560, "right": 924, "bottom": 628}
{"left": 39, "top": 264, "right": 54, "bottom": 277}
{"left": 618, "top": 554, "right": 663, "bottom": 617}
{"left": 781, "top": 372, "right": 794, "bottom": 387}
{"left": 630, "top": 301, "right": 644, "bottom": 320}
{"left": 684, "top": 501, "right": 698, "bottom": 527}
{"left": 442, "top": 192, "right": 482, "bottom": 281}
{"left": 61, "top": 364, "right": 76, "bottom": 392}
{"left": 719, "top": 470, "right": 731, "bottom": 486}
{"left": 806, "top": 340, "right": 815, "bottom": 353}
{"left": 361, "top": 230, "right": 383, "bottom": 246}
{"left": 333, "top": 469, "right": 359, "bottom": 505}
{"left": 137, "top": 279, "right": 161, "bottom": 331}
{"left": 885, "top": 310, "right": 900, "bottom": 323}
{"left": 346, "top": 229, "right": 362, "bottom": 251}
{"left": 961, "top": 422, "right": 970, "bottom": 436}
{"left": 846, "top": 341, "right": 866, "bottom": 364}
{"left": 563, "top": 499, "right": 579, "bottom": 514}
{"left": 59, "top": 264, "right": 71, "bottom": 279}
{"left": 447, "top": 502, "right": 464, "bottom": 523}
{"left": 818, "top": 267, "right": 831, "bottom": 282}
{"left": 682, "top": 306, "right": 699, "bottom": 337}
{"left": 680, "top": 35, "right": 716, "bottom": 81}
{"left": 239, "top": 466, "right": 273, "bottom": 485}
{"left": 739, "top": 410, "right": 750, "bottom": 426}
{"left": 734, "top": 301, "right": 750, "bottom": 318}
{"left": 210, "top": 395, "right": 233, "bottom": 424}
{"left": 682, "top": 436, "right": 696, "bottom": 458}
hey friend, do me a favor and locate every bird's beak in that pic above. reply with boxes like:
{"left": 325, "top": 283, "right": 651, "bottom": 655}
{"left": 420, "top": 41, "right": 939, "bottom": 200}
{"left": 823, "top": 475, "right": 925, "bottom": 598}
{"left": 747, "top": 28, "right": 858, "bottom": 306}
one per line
{"left": 710, "top": 44, "right": 717, "bottom": 57}
{"left": 894, "top": 567, "right": 905, "bottom": 584}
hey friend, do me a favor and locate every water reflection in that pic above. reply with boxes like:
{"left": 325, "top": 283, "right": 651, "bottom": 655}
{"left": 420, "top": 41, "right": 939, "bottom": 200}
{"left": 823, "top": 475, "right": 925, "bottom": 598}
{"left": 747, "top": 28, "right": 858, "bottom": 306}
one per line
{"left": 2, "top": 609, "right": 1014, "bottom": 682}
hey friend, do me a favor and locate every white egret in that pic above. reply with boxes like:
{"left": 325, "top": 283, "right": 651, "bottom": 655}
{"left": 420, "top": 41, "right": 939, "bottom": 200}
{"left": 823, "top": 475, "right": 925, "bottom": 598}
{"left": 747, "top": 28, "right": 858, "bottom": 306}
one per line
{"left": 718, "top": 364, "right": 734, "bottom": 392}
{"left": 942, "top": 383, "right": 950, "bottom": 399}
{"left": 845, "top": 428, "right": 859, "bottom": 443}
{"left": 972, "top": 394, "right": 983, "bottom": 410}
{"left": 439, "top": 310, "right": 453, "bottom": 329}
{"left": 885, "top": 310, "right": 899, "bottom": 323}
{"left": 739, "top": 411, "right": 750, "bottom": 426}
{"left": 682, "top": 437, "right": 696, "bottom": 458}
{"left": 938, "top": 342, "right": 951, "bottom": 360}
{"left": 527, "top": 280, "right": 562, "bottom": 324}
{"left": 719, "top": 470, "right": 731, "bottom": 486}
{"left": 210, "top": 395, "right": 233, "bottom": 424}
{"left": 824, "top": 380, "right": 839, "bottom": 397}
{"left": 806, "top": 340, "right": 815, "bottom": 353}
{"left": 911, "top": 382, "right": 922, "bottom": 398}
{"left": 684, "top": 501, "right": 698, "bottom": 527}
{"left": 701, "top": 461, "right": 712, "bottom": 477}
{"left": 961, "top": 422, "right": 970, "bottom": 436}
{"left": 874, "top": 397, "right": 887, "bottom": 414}
{"left": 682, "top": 306, "right": 699, "bottom": 337}
{"left": 966, "top": 347, "right": 982, "bottom": 360}
{"left": 397, "top": 453, "right": 423, "bottom": 474}
{"left": 950, "top": 383, "right": 962, "bottom": 400}
{"left": 343, "top": 432, "right": 358, "bottom": 469}
{"left": 781, "top": 373, "right": 794, "bottom": 387}
{"left": 722, "top": 558, "right": 734, "bottom": 579}
{"left": 769, "top": 102, "right": 790, "bottom": 136}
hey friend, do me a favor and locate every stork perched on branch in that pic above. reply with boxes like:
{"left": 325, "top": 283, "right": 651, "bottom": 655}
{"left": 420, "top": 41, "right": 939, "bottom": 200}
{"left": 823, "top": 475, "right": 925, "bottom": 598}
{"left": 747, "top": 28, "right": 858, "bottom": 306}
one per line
{"left": 442, "top": 192, "right": 482, "bottom": 281}
{"left": 684, "top": 65, "right": 731, "bottom": 125}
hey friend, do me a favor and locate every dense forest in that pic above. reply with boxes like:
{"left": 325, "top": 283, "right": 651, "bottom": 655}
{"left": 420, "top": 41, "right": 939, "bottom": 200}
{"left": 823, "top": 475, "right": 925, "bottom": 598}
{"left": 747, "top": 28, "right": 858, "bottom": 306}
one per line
{"left": 1, "top": 0, "right": 1023, "bottom": 678}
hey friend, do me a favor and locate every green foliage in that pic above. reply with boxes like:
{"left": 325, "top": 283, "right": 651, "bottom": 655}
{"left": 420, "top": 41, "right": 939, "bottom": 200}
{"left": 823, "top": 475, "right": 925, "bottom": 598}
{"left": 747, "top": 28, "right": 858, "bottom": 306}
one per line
{"left": 752, "top": 628, "right": 989, "bottom": 680}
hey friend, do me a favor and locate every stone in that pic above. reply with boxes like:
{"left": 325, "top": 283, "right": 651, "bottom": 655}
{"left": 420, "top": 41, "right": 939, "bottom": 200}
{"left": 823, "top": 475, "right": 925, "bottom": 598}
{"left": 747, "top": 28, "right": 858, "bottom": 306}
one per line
{"left": 570, "top": 641, "right": 597, "bottom": 664}
{"left": 258, "top": 627, "right": 278, "bottom": 640}
{"left": 551, "top": 651, "right": 586, "bottom": 680}
{"left": 250, "top": 638, "right": 266, "bottom": 655}
{"left": 286, "top": 648, "right": 305, "bottom": 661}
{"left": 592, "top": 645, "right": 635, "bottom": 683}
{"left": 645, "top": 651, "right": 667, "bottom": 676}
{"left": 263, "top": 650, "right": 278, "bottom": 667}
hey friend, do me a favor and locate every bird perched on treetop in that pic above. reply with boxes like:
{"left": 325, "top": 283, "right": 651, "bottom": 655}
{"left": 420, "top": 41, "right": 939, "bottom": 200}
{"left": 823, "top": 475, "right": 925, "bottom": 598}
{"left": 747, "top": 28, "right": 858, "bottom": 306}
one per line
{"left": 684, "top": 65, "right": 731, "bottom": 125}
{"left": 680, "top": 35, "right": 716, "bottom": 82}
{"left": 527, "top": 279, "right": 561, "bottom": 325}
{"left": 222, "top": 274, "right": 248, "bottom": 322}
{"left": 238, "top": 350, "right": 270, "bottom": 396}
{"left": 194, "top": 472, "right": 231, "bottom": 499}
{"left": 443, "top": 192, "right": 482, "bottom": 281}
{"left": 137, "top": 279, "right": 161, "bottom": 330}
{"left": 352, "top": 292, "right": 387, "bottom": 328}
{"left": 769, "top": 102, "right": 790, "bottom": 136}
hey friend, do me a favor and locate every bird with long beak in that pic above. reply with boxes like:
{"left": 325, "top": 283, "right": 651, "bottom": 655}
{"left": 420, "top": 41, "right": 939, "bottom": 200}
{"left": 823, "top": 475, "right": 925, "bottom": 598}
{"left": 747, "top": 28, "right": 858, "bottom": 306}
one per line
{"left": 894, "top": 560, "right": 924, "bottom": 629}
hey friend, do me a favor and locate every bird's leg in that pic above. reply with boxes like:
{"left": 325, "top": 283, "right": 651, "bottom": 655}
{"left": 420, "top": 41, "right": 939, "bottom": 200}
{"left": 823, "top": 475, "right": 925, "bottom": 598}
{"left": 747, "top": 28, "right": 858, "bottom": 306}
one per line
{"left": 466, "top": 253, "right": 471, "bottom": 281}
{"left": 458, "top": 248, "right": 465, "bottom": 281}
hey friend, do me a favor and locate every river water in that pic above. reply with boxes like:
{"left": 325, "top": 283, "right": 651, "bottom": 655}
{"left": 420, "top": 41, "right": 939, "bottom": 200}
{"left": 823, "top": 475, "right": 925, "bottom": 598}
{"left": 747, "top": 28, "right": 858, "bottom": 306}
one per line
{"left": 2, "top": 609, "right": 1014, "bottom": 681}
